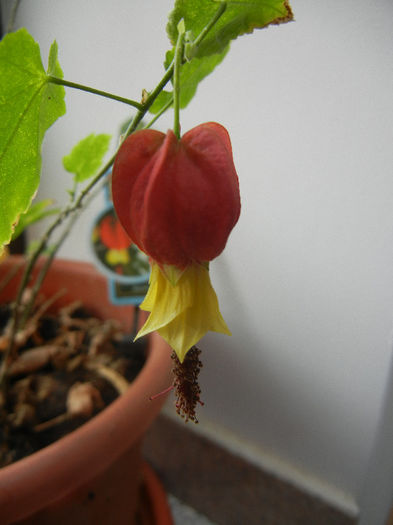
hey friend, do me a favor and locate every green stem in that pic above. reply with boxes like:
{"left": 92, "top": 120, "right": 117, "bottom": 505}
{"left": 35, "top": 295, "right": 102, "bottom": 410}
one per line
{"left": 135, "top": 63, "right": 175, "bottom": 121}
{"left": 47, "top": 76, "right": 143, "bottom": 110}
{"left": 173, "top": 22, "right": 186, "bottom": 139}
{"left": 20, "top": 180, "right": 104, "bottom": 326}
{"left": 144, "top": 97, "right": 173, "bottom": 130}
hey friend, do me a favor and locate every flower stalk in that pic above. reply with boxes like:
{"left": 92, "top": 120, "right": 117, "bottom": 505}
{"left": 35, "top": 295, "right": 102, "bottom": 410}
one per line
{"left": 173, "top": 19, "right": 186, "bottom": 138}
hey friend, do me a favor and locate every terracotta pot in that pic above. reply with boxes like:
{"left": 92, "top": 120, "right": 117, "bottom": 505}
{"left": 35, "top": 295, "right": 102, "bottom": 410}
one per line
{"left": 137, "top": 462, "right": 174, "bottom": 525}
{"left": 0, "top": 257, "right": 174, "bottom": 525}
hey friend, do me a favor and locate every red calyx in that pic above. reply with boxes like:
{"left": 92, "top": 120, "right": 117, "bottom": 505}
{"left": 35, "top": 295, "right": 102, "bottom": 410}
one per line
{"left": 111, "top": 122, "right": 240, "bottom": 268}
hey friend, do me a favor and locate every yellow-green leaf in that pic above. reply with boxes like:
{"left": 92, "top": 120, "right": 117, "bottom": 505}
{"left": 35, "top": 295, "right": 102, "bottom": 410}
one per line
{"left": 167, "top": 0, "right": 294, "bottom": 58}
{"left": 63, "top": 133, "right": 111, "bottom": 183}
{"left": 0, "top": 28, "right": 66, "bottom": 251}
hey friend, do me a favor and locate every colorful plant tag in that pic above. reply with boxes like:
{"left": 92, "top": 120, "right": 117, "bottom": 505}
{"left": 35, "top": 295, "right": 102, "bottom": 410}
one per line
{"left": 90, "top": 184, "right": 150, "bottom": 305}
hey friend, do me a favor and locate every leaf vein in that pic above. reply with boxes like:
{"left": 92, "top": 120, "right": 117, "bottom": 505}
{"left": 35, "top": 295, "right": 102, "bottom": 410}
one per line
{"left": 0, "top": 80, "right": 45, "bottom": 164}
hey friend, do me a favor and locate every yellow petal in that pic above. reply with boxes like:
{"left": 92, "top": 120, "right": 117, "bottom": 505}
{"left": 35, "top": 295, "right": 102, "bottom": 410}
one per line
{"left": 161, "top": 264, "right": 185, "bottom": 285}
{"left": 136, "top": 263, "right": 231, "bottom": 362}
{"left": 138, "top": 263, "right": 192, "bottom": 326}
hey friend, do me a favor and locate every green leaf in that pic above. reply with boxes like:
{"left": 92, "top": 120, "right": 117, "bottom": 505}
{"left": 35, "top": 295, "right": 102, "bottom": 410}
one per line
{"left": 167, "top": 0, "right": 294, "bottom": 58}
{"left": 159, "top": 0, "right": 293, "bottom": 112}
{"left": 12, "top": 199, "right": 60, "bottom": 240}
{"left": 149, "top": 90, "right": 173, "bottom": 115}
{"left": 150, "top": 43, "right": 229, "bottom": 113}
{"left": 62, "top": 133, "right": 111, "bottom": 183}
{"left": 177, "top": 45, "right": 229, "bottom": 108}
{"left": 0, "top": 28, "right": 66, "bottom": 251}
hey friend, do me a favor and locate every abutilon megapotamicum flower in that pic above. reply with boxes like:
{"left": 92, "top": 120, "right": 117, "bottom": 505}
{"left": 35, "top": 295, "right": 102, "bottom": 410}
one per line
{"left": 111, "top": 122, "right": 240, "bottom": 363}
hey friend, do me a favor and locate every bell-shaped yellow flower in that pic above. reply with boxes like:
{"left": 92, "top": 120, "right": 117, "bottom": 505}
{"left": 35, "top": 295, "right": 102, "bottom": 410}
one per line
{"left": 135, "top": 263, "right": 231, "bottom": 362}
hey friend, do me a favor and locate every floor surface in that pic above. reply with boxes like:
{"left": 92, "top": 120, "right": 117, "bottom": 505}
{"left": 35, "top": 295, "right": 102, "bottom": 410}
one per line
{"left": 169, "top": 495, "right": 216, "bottom": 525}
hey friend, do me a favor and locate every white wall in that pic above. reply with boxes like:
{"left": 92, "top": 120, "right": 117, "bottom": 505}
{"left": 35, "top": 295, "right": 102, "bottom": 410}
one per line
{"left": 5, "top": 0, "right": 393, "bottom": 517}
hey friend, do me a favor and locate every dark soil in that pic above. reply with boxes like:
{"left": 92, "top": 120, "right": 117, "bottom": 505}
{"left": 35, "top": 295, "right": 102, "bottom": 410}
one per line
{"left": 0, "top": 301, "right": 146, "bottom": 468}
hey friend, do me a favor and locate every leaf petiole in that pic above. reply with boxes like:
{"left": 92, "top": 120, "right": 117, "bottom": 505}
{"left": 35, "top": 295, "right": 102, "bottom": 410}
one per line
{"left": 47, "top": 76, "right": 144, "bottom": 110}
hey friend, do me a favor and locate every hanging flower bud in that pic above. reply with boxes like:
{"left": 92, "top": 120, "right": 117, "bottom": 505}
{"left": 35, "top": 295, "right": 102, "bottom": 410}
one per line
{"left": 111, "top": 122, "right": 240, "bottom": 269}
{"left": 111, "top": 122, "right": 240, "bottom": 361}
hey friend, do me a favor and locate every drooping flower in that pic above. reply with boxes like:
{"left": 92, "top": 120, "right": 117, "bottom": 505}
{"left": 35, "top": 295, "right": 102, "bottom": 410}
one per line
{"left": 112, "top": 122, "right": 240, "bottom": 361}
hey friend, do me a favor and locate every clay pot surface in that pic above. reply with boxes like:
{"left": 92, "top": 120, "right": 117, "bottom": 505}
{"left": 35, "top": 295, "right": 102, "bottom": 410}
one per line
{"left": 137, "top": 462, "right": 174, "bottom": 525}
{"left": 0, "top": 257, "right": 174, "bottom": 524}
